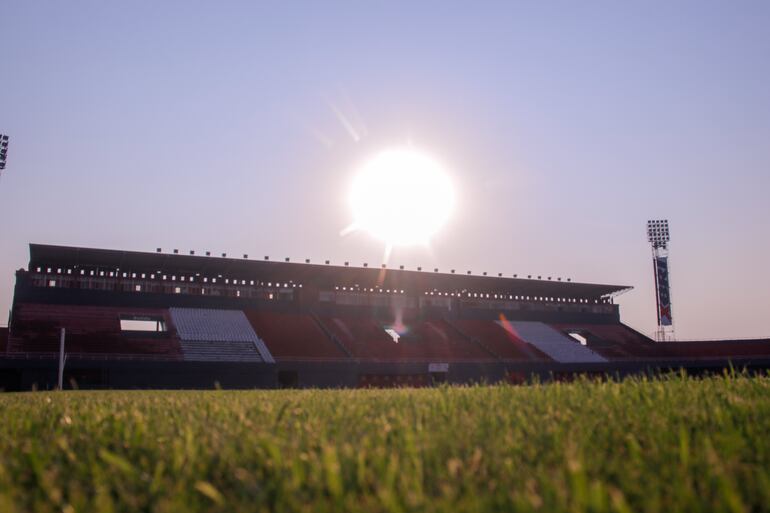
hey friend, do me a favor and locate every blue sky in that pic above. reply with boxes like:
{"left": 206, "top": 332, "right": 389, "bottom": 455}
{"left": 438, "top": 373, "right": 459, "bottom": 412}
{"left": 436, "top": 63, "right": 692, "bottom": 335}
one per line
{"left": 1, "top": 1, "right": 769, "bottom": 339}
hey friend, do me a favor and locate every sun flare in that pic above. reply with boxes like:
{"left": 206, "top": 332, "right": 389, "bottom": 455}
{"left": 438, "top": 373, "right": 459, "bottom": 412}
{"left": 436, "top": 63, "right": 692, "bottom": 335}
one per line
{"left": 348, "top": 148, "right": 454, "bottom": 246}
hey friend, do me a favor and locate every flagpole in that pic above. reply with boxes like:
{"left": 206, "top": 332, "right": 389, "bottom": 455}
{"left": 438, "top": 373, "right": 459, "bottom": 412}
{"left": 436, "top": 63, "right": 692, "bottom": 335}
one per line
{"left": 58, "top": 328, "right": 65, "bottom": 390}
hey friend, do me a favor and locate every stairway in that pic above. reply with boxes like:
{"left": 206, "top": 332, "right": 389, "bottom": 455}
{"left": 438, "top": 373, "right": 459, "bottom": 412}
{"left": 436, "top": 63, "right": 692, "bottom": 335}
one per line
{"left": 309, "top": 311, "right": 353, "bottom": 358}
{"left": 443, "top": 318, "right": 502, "bottom": 361}
{"left": 179, "top": 340, "right": 264, "bottom": 362}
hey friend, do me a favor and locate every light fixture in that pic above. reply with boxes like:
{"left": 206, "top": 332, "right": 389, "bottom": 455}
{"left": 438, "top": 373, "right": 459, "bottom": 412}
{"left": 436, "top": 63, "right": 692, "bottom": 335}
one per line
{"left": 0, "top": 134, "right": 9, "bottom": 171}
{"left": 646, "top": 219, "right": 670, "bottom": 247}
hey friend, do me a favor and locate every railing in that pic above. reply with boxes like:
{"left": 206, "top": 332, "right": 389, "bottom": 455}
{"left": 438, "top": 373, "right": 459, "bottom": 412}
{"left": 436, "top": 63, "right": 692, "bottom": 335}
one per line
{"left": 309, "top": 311, "right": 353, "bottom": 357}
{"left": 272, "top": 353, "right": 770, "bottom": 364}
{"left": 621, "top": 322, "right": 770, "bottom": 343}
{"left": 1, "top": 352, "right": 183, "bottom": 361}
{"left": 668, "top": 336, "right": 770, "bottom": 343}
{"left": 3, "top": 351, "right": 768, "bottom": 364}
{"left": 442, "top": 318, "right": 503, "bottom": 361}
{"left": 273, "top": 356, "right": 500, "bottom": 364}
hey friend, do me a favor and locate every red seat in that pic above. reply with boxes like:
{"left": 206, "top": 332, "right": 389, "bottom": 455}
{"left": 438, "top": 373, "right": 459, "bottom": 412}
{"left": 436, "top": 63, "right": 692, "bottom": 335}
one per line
{"left": 322, "top": 316, "right": 494, "bottom": 361}
{"left": 9, "top": 303, "right": 182, "bottom": 357}
{"left": 550, "top": 323, "right": 770, "bottom": 360}
{"left": 651, "top": 340, "right": 770, "bottom": 359}
{"left": 450, "top": 319, "right": 551, "bottom": 361}
{"left": 398, "top": 319, "right": 494, "bottom": 360}
{"left": 550, "top": 323, "right": 658, "bottom": 359}
{"left": 358, "top": 374, "right": 430, "bottom": 388}
{"left": 244, "top": 311, "right": 347, "bottom": 360}
{"left": 322, "top": 316, "right": 404, "bottom": 360}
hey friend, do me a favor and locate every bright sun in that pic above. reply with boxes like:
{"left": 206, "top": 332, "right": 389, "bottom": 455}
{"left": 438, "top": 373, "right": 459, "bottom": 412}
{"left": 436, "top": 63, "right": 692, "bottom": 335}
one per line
{"left": 349, "top": 148, "right": 454, "bottom": 246}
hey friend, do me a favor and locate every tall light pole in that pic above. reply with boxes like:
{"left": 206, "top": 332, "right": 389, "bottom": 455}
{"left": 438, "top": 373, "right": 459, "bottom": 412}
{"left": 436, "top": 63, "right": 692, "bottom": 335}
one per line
{"left": 646, "top": 219, "right": 674, "bottom": 342}
{"left": 0, "top": 134, "right": 9, "bottom": 174}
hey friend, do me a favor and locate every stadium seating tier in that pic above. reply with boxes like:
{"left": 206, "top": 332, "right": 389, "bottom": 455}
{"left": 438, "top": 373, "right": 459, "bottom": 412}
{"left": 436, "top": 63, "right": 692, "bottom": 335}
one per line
{"left": 244, "top": 311, "right": 348, "bottom": 360}
{"left": 449, "top": 319, "right": 551, "bottom": 361}
{"left": 320, "top": 316, "right": 495, "bottom": 361}
{"left": 8, "top": 304, "right": 183, "bottom": 357}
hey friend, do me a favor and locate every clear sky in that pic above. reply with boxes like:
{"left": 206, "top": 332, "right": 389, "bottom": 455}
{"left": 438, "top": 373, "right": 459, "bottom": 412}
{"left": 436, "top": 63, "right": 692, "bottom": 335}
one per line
{"left": 1, "top": 1, "right": 769, "bottom": 339}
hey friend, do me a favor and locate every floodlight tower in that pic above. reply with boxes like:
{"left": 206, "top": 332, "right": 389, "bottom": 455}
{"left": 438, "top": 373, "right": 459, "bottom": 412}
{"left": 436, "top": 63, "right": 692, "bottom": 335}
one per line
{"left": 646, "top": 219, "right": 674, "bottom": 341}
{"left": 0, "top": 134, "right": 8, "bottom": 175}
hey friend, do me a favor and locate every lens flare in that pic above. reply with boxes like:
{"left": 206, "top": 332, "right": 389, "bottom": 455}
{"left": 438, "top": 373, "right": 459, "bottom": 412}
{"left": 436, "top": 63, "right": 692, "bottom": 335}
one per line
{"left": 349, "top": 148, "right": 454, "bottom": 246}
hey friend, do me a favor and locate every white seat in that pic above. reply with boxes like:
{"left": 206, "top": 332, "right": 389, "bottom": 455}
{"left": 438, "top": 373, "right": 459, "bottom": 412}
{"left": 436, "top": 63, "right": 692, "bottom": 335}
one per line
{"left": 505, "top": 321, "right": 607, "bottom": 363}
{"left": 170, "top": 308, "right": 275, "bottom": 363}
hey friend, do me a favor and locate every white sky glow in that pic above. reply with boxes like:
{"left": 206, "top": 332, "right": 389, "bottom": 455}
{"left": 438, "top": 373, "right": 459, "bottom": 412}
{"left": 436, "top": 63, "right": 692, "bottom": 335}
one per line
{"left": 349, "top": 148, "right": 455, "bottom": 246}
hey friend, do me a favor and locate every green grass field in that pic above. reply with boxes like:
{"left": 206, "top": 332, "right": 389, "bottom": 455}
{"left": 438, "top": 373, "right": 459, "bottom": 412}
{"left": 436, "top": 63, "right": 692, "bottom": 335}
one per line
{"left": 1, "top": 374, "right": 769, "bottom": 513}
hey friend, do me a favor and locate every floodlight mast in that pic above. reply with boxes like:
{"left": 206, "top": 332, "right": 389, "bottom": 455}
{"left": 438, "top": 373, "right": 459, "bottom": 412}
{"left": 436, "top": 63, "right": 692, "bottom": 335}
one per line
{"left": 646, "top": 219, "right": 674, "bottom": 342}
{"left": 0, "top": 134, "right": 9, "bottom": 176}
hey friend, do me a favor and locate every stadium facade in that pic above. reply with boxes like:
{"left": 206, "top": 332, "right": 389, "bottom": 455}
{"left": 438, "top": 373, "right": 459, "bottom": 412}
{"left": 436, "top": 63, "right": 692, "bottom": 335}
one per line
{"left": 1, "top": 244, "right": 769, "bottom": 390}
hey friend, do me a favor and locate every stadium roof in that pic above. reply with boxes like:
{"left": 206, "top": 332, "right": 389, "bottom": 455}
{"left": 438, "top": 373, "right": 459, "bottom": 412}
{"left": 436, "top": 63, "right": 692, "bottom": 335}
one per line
{"left": 28, "top": 244, "right": 631, "bottom": 299}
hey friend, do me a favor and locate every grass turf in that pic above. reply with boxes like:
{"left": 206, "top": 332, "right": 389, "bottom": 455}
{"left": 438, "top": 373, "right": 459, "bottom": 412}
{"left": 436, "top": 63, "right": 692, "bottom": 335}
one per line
{"left": 1, "top": 374, "right": 769, "bottom": 512}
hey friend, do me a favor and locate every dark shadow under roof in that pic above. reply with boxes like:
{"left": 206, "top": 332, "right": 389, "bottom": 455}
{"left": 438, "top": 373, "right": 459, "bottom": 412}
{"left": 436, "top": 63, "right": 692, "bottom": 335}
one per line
{"left": 29, "top": 244, "right": 632, "bottom": 299}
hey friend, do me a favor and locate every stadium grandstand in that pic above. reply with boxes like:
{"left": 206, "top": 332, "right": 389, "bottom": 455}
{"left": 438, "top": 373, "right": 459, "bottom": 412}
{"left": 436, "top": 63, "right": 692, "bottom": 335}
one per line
{"left": 1, "top": 243, "right": 769, "bottom": 390}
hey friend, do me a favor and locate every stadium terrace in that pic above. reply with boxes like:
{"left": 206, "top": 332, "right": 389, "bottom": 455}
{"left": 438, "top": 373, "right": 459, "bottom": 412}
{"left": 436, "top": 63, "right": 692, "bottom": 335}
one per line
{"left": 1, "top": 243, "right": 769, "bottom": 390}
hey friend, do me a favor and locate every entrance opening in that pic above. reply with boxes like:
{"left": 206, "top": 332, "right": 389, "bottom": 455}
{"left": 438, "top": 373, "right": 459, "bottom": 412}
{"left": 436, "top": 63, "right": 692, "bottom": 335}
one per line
{"left": 278, "top": 370, "right": 299, "bottom": 389}
{"left": 384, "top": 328, "right": 401, "bottom": 343}
{"left": 430, "top": 372, "right": 447, "bottom": 385}
{"left": 120, "top": 317, "right": 167, "bottom": 332}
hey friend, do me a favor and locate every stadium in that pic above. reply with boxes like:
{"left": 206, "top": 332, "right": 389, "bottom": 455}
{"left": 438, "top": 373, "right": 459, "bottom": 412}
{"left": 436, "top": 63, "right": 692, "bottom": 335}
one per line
{"left": 2, "top": 243, "right": 768, "bottom": 391}
{"left": 4, "top": 4, "right": 770, "bottom": 511}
